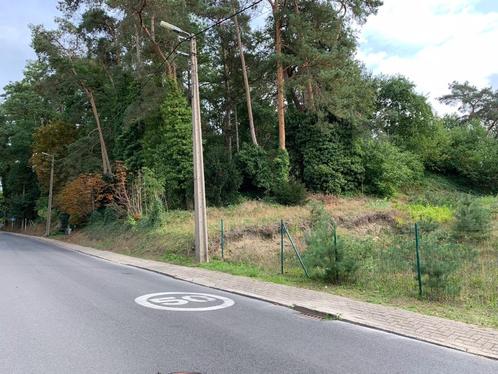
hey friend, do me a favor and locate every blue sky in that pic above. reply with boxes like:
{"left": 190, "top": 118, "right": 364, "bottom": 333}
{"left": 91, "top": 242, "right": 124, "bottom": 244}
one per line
{"left": 0, "top": 0, "right": 58, "bottom": 94}
{"left": 1, "top": 0, "right": 497, "bottom": 114}
{"left": 358, "top": 0, "right": 498, "bottom": 113}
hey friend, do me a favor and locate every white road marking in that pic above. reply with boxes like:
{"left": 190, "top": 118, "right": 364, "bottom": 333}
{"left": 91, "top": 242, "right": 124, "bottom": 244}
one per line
{"left": 135, "top": 292, "right": 235, "bottom": 311}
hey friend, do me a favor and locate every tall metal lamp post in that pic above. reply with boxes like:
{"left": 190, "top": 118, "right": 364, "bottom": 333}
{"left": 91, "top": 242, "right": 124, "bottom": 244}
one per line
{"left": 159, "top": 21, "right": 209, "bottom": 263}
{"left": 41, "top": 152, "right": 55, "bottom": 237}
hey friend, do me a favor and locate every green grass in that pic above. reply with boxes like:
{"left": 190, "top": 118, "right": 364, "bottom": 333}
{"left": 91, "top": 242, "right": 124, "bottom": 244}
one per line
{"left": 400, "top": 203, "right": 454, "bottom": 223}
{"left": 149, "top": 249, "right": 498, "bottom": 329}
{"left": 56, "top": 175, "right": 498, "bottom": 330}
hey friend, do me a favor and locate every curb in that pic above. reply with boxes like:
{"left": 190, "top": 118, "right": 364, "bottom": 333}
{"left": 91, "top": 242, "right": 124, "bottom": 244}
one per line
{"left": 3, "top": 231, "right": 497, "bottom": 361}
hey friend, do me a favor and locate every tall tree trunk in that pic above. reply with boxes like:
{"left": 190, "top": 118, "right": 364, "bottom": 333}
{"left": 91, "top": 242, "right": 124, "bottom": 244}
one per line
{"left": 151, "top": 14, "right": 156, "bottom": 42}
{"left": 271, "top": 0, "right": 286, "bottom": 150}
{"left": 135, "top": 2, "right": 174, "bottom": 79}
{"left": 134, "top": 23, "right": 142, "bottom": 69}
{"left": 232, "top": 3, "right": 258, "bottom": 146}
{"left": 221, "top": 44, "right": 233, "bottom": 152}
{"left": 306, "top": 75, "right": 315, "bottom": 109}
{"left": 83, "top": 85, "right": 112, "bottom": 175}
{"left": 234, "top": 107, "right": 240, "bottom": 153}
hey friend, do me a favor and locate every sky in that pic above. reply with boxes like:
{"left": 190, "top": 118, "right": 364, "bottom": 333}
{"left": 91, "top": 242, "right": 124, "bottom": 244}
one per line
{"left": 358, "top": 0, "right": 498, "bottom": 114}
{"left": 0, "top": 0, "right": 58, "bottom": 94}
{"left": 0, "top": 0, "right": 497, "bottom": 114}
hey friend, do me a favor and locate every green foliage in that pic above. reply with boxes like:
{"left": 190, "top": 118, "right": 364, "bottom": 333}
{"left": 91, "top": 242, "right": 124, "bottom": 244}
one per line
{"left": 142, "top": 167, "right": 164, "bottom": 213}
{"left": 373, "top": 76, "right": 442, "bottom": 163}
{"left": 418, "top": 235, "right": 475, "bottom": 300}
{"left": 142, "top": 79, "right": 192, "bottom": 208}
{"left": 304, "top": 203, "right": 367, "bottom": 282}
{"left": 35, "top": 197, "right": 49, "bottom": 221}
{"left": 439, "top": 81, "right": 498, "bottom": 135}
{"left": 115, "top": 122, "right": 145, "bottom": 172}
{"left": 236, "top": 144, "right": 273, "bottom": 195}
{"left": 88, "top": 210, "right": 104, "bottom": 225}
{"left": 402, "top": 204, "right": 453, "bottom": 223}
{"left": 287, "top": 111, "right": 364, "bottom": 194}
{"left": 272, "top": 149, "right": 290, "bottom": 186}
{"left": 438, "top": 123, "right": 498, "bottom": 192}
{"left": 362, "top": 139, "right": 424, "bottom": 197}
{"left": 453, "top": 195, "right": 491, "bottom": 241}
{"left": 141, "top": 199, "right": 164, "bottom": 227}
{"left": 103, "top": 206, "right": 120, "bottom": 224}
{"left": 204, "top": 146, "right": 242, "bottom": 207}
{"left": 273, "top": 179, "right": 307, "bottom": 206}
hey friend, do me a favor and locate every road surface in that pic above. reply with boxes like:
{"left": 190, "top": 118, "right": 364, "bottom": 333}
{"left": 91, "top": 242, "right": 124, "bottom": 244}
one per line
{"left": 1, "top": 232, "right": 497, "bottom": 374}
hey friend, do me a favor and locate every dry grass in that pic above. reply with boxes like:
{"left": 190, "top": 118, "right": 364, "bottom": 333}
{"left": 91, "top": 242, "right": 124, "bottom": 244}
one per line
{"left": 8, "top": 180, "right": 497, "bottom": 328}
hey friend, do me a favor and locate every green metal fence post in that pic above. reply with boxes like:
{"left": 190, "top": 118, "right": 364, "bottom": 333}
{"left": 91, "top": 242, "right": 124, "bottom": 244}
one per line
{"left": 220, "top": 219, "right": 225, "bottom": 260}
{"left": 280, "top": 220, "right": 284, "bottom": 274}
{"left": 333, "top": 224, "right": 338, "bottom": 282}
{"left": 415, "top": 222, "right": 423, "bottom": 297}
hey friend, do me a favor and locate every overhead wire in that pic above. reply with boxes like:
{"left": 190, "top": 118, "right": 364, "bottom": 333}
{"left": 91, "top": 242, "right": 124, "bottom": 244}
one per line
{"left": 32, "top": 0, "right": 267, "bottom": 167}
{"left": 79, "top": 0, "right": 267, "bottom": 164}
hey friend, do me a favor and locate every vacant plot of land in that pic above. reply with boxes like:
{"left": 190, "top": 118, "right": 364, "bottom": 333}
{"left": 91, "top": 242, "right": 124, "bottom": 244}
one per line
{"left": 45, "top": 176, "right": 497, "bottom": 330}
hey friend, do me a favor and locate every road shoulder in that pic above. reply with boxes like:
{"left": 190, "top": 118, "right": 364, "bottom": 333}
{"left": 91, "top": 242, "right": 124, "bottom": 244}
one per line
{"left": 6, "top": 231, "right": 498, "bottom": 361}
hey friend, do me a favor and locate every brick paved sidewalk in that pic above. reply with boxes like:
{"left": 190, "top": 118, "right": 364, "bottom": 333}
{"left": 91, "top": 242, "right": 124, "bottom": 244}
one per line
{"left": 17, "top": 233, "right": 498, "bottom": 360}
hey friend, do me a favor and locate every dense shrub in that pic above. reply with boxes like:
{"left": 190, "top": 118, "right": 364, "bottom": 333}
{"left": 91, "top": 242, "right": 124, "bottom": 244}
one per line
{"left": 361, "top": 139, "right": 424, "bottom": 197}
{"left": 141, "top": 167, "right": 165, "bottom": 227}
{"left": 204, "top": 146, "right": 242, "bottom": 206}
{"left": 103, "top": 206, "right": 120, "bottom": 224}
{"left": 418, "top": 235, "right": 475, "bottom": 299}
{"left": 56, "top": 174, "right": 105, "bottom": 225}
{"left": 237, "top": 144, "right": 293, "bottom": 199}
{"left": 273, "top": 179, "right": 307, "bottom": 206}
{"left": 437, "top": 122, "right": 498, "bottom": 192}
{"left": 141, "top": 198, "right": 164, "bottom": 227}
{"left": 88, "top": 210, "right": 104, "bottom": 225}
{"left": 142, "top": 79, "right": 193, "bottom": 208}
{"left": 301, "top": 122, "right": 364, "bottom": 194}
{"left": 453, "top": 195, "right": 491, "bottom": 241}
{"left": 236, "top": 144, "right": 273, "bottom": 195}
{"left": 304, "top": 204, "right": 368, "bottom": 282}
{"left": 286, "top": 111, "right": 364, "bottom": 194}
{"left": 272, "top": 149, "right": 290, "bottom": 187}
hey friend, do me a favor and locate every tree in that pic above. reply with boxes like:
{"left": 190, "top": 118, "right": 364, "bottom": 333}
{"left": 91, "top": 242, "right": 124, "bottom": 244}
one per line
{"left": 232, "top": 0, "right": 258, "bottom": 146}
{"left": 32, "top": 25, "right": 113, "bottom": 174}
{"left": 56, "top": 174, "right": 105, "bottom": 225}
{"left": 0, "top": 62, "right": 54, "bottom": 219}
{"left": 439, "top": 81, "right": 498, "bottom": 135}
{"left": 268, "top": 0, "right": 286, "bottom": 150}
{"left": 142, "top": 79, "right": 193, "bottom": 208}
{"left": 372, "top": 76, "right": 442, "bottom": 163}
{"left": 31, "top": 121, "right": 78, "bottom": 192}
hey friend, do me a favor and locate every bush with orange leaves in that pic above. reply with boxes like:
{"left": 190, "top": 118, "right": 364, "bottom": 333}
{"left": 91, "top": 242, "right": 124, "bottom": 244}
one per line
{"left": 56, "top": 174, "right": 105, "bottom": 225}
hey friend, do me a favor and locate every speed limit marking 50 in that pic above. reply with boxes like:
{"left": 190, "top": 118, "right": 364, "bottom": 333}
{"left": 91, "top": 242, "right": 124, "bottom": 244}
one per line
{"left": 135, "top": 292, "right": 235, "bottom": 311}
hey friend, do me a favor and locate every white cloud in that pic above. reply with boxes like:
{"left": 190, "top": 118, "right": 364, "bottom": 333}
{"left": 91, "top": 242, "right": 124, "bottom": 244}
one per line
{"left": 358, "top": 0, "right": 498, "bottom": 114}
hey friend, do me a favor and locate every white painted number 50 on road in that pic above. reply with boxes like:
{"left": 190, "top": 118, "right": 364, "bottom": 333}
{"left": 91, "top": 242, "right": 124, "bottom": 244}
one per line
{"left": 135, "top": 292, "right": 235, "bottom": 311}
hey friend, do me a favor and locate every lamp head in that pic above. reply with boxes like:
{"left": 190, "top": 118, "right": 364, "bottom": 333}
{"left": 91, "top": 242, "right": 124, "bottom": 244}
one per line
{"left": 159, "top": 21, "right": 190, "bottom": 36}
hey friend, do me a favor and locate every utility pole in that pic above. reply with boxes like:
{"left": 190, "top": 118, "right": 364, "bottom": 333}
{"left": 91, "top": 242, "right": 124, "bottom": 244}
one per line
{"left": 159, "top": 21, "right": 209, "bottom": 263}
{"left": 42, "top": 152, "right": 54, "bottom": 237}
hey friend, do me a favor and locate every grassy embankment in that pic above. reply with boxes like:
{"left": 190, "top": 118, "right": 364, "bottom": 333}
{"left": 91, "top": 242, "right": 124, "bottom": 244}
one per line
{"left": 53, "top": 174, "right": 497, "bottom": 329}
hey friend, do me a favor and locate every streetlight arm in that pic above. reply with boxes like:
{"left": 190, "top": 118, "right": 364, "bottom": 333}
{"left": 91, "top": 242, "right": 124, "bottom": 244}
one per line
{"left": 159, "top": 21, "right": 191, "bottom": 37}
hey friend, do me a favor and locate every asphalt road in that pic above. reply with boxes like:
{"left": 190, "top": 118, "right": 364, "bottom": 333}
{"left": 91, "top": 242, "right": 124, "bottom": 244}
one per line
{"left": 1, "top": 232, "right": 497, "bottom": 374}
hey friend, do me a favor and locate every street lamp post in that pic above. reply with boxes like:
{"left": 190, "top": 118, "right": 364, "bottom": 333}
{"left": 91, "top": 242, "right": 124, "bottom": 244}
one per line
{"left": 159, "top": 21, "right": 209, "bottom": 263}
{"left": 42, "top": 152, "right": 55, "bottom": 237}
